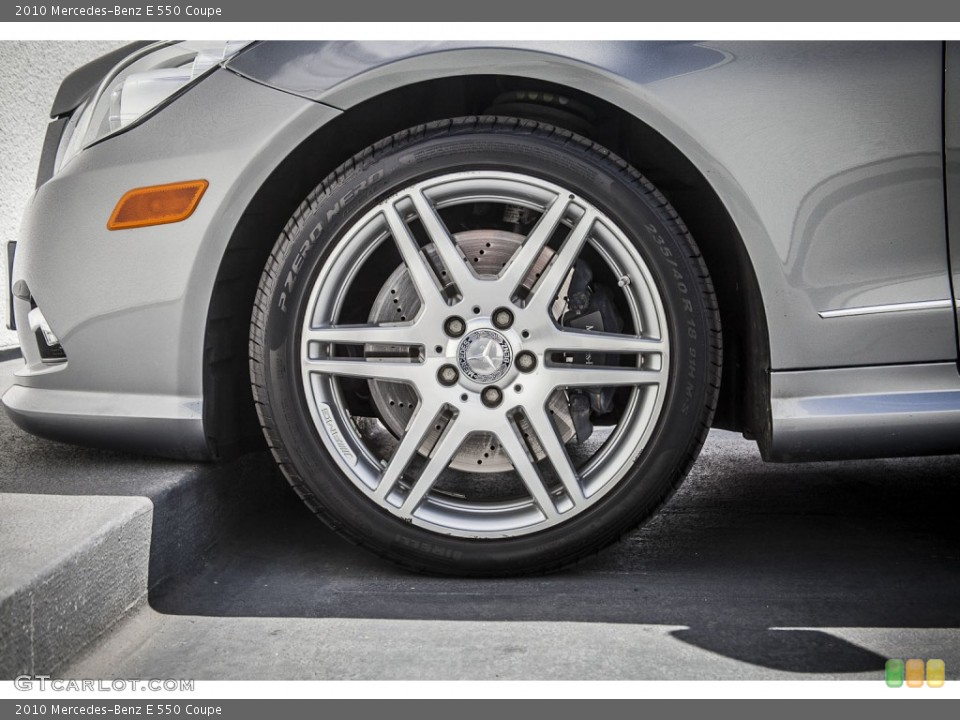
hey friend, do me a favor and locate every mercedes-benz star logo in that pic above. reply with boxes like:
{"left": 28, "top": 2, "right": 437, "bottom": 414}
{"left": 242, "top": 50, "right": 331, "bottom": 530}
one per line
{"left": 466, "top": 338, "right": 504, "bottom": 374}
{"left": 457, "top": 329, "right": 512, "bottom": 383}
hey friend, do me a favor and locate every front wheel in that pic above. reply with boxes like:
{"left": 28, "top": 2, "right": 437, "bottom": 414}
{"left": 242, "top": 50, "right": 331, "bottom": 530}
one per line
{"left": 250, "top": 117, "right": 721, "bottom": 575}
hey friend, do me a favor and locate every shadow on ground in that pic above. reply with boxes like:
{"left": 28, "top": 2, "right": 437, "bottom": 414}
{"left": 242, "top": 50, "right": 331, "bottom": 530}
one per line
{"left": 146, "top": 434, "right": 960, "bottom": 676}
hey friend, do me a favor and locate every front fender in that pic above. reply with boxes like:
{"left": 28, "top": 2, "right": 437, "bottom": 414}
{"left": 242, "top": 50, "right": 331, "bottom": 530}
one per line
{"left": 230, "top": 40, "right": 956, "bottom": 371}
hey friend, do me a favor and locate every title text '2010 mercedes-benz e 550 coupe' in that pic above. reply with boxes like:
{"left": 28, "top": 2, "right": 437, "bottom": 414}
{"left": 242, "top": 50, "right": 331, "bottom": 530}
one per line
{"left": 5, "top": 41, "right": 960, "bottom": 575}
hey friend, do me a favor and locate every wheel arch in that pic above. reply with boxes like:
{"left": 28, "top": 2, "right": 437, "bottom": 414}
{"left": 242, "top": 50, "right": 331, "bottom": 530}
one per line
{"left": 203, "top": 72, "right": 771, "bottom": 459}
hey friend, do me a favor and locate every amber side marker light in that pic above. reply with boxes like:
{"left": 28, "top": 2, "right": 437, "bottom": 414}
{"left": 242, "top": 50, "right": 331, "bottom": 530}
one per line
{"left": 107, "top": 180, "right": 209, "bottom": 231}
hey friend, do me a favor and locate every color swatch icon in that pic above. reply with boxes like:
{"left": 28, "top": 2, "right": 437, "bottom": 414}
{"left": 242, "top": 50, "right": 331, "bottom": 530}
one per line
{"left": 886, "top": 658, "right": 945, "bottom": 687}
{"left": 906, "top": 659, "right": 925, "bottom": 687}
{"left": 885, "top": 659, "right": 904, "bottom": 687}
{"left": 927, "top": 659, "right": 945, "bottom": 688}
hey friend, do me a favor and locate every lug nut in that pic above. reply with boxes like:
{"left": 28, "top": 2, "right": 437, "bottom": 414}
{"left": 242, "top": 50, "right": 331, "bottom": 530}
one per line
{"left": 516, "top": 351, "right": 537, "bottom": 373}
{"left": 437, "top": 364, "right": 459, "bottom": 386}
{"left": 444, "top": 316, "right": 466, "bottom": 338}
{"left": 492, "top": 307, "right": 514, "bottom": 329}
{"left": 481, "top": 386, "right": 503, "bottom": 408}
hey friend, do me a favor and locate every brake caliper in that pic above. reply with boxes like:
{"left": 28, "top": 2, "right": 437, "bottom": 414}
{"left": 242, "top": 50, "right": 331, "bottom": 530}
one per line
{"left": 561, "top": 260, "right": 624, "bottom": 442}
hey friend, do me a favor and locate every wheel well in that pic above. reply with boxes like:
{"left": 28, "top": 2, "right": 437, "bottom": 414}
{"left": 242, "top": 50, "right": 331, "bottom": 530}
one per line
{"left": 203, "top": 75, "right": 771, "bottom": 460}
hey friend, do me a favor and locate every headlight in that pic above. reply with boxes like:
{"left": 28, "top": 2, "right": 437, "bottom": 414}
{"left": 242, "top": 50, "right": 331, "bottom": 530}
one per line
{"left": 54, "top": 40, "right": 251, "bottom": 175}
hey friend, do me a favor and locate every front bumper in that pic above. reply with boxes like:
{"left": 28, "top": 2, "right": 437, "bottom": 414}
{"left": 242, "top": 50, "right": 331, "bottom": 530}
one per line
{"left": 3, "top": 383, "right": 207, "bottom": 459}
{"left": 2, "top": 68, "right": 337, "bottom": 459}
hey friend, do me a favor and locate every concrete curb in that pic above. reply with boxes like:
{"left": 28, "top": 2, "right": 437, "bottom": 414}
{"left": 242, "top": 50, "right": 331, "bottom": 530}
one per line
{"left": 0, "top": 358, "right": 291, "bottom": 678}
{"left": 0, "top": 494, "right": 153, "bottom": 678}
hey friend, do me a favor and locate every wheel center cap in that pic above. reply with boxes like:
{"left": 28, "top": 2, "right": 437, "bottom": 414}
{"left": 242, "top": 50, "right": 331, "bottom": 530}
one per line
{"left": 458, "top": 329, "right": 513, "bottom": 383}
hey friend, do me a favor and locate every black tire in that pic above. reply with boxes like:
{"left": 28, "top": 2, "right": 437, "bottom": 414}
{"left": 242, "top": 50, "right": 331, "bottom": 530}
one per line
{"left": 250, "top": 117, "right": 721, "bottom": 576}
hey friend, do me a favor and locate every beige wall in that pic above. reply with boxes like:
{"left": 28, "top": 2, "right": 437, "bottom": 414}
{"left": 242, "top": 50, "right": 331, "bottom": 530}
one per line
{"left": 0, "top": 41, "right": 127, "bottom": 348}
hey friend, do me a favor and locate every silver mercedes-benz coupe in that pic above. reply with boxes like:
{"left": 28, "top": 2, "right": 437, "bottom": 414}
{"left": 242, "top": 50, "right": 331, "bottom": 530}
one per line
{"left": 5, "top": 41, "right": 959, "bottom": 574}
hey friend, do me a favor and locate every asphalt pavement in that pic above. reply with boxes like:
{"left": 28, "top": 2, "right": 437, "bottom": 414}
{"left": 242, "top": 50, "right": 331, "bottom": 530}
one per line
{"left": 2, "top": 358, "right": 959, "bottom": 680}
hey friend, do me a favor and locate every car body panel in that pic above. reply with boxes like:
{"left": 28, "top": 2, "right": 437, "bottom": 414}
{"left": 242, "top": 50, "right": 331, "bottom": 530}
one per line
{"left": 769, "top": 362, "right": 960, "bottom": 461}
{"left": 231, "top": 40, "right": 958, "bottom": 370}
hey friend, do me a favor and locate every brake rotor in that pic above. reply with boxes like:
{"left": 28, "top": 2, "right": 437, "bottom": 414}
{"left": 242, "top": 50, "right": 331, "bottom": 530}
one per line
{"left": 366, "top": 229, "right": 577, "bottom": 472}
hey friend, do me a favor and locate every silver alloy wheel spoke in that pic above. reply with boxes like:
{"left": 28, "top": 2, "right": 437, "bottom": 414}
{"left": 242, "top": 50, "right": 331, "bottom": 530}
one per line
{"left": 544, "top": 364, "right": 665, "bottom": 388}
{"left": 525, "top": 208, "right": 597, "bottom": 314}
{"left": 408, "top": 190, "right": 477, "bottom": 294}
{"left": 497, "top": 419, "right": 561, "bottom": 521}
{"left": 376, "top": 400, "right": 444, "bottom": 501}
{"left": 304, "top": 322, "right": 424, "bottom": 348}
{"left": 523, "top": 407, "right": 583, "bottom": 508}
{"left": 383, "top": 202, "right": 447, "bottom": 306}
{"left": 498, "top": 196, "right": 570, "bottom": 296}
{"left": 398, "top": 414, "right": 465, "bottom": 517}
{"left": 542, "top": 328, "right": 665, "bottom": 356}
{"left": 304, "top": 356, "right": 427, "bottom": 382}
